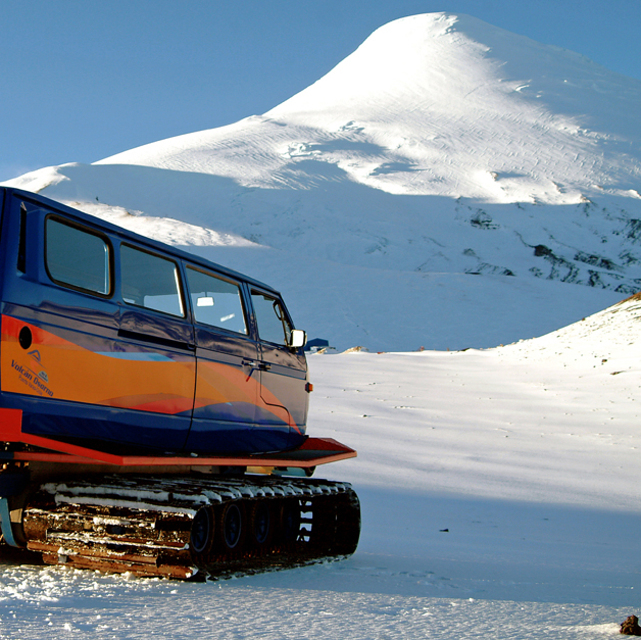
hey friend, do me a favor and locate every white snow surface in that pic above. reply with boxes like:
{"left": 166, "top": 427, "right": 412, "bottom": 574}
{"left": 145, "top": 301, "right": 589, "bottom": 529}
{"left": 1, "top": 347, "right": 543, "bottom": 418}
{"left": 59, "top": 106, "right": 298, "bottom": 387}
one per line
{"left": 2, "top": 12, "right": 641, "bottom": 637}
{"left": 1, "top": 294, "right": 640, "bottom": 638}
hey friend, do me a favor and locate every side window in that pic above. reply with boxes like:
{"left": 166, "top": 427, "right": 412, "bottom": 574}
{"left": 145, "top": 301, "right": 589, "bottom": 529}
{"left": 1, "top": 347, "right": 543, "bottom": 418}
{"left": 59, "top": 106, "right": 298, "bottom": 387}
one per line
{"left": 251, "top": 291, "right": 292, "bottom": 346}
{"left": 45, "top": 217, "right": 111, "bottom": 295}
{"left": 186, "top": 267, "right": 247, "bottom": 334}
{"left": 121, "top": 244, "right": 184, "bottom": 317}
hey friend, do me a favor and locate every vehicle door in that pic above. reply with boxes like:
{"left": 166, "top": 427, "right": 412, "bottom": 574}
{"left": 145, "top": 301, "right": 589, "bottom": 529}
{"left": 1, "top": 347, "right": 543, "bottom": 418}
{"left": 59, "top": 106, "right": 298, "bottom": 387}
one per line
{"left": 182, "top": 266, "right": 259, "bottom": 454}
{"left": 249, "top": 289, "right": 308, "bottom": 449}
{"left": 116, "top": 243, "right": 196, "bottom": 451}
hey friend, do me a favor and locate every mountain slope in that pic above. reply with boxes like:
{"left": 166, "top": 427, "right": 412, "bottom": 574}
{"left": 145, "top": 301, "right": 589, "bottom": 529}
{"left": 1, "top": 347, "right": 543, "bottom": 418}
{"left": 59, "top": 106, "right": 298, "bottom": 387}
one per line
{"left": 96, "top": 13, "right": 641, "bottom": 203}
{"left": 4, "top": 13, "right": 641, "bottom": 349}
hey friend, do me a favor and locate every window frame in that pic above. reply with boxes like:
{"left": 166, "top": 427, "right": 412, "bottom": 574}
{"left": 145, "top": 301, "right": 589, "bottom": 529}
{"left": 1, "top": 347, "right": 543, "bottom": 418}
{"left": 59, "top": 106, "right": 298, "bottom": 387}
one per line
{"left": 185, "top": 265, "right": 249, "bottom": 335}
{"left": 44, "top": 214, "right": 114, "bottom": 298}
{"left": 120, "top": 242, "right": 187, "bottom": 318}
{"left": 250, "top": 289, "right": 294, "bottom": 347}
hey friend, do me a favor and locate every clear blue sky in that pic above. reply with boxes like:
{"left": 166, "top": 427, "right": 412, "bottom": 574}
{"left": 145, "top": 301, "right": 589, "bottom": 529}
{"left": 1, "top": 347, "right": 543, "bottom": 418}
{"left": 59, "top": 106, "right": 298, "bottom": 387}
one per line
{"left": 2, "top": 0, "right": 640, "bottom": 182}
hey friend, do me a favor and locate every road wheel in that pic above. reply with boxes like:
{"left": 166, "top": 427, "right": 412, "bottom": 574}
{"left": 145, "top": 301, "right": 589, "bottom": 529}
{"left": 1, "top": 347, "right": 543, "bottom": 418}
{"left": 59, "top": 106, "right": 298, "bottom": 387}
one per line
{"left": 190, "top": 506, "right": 215, "bottom": 564}
{"left": 249, "top": 501, "right": 272, "bottom": 548}
{"left": 278, "top": 499, "right": 301, "bottom": 545}
{"left": 218, "top": 502, "right": 245, "bottom": 552}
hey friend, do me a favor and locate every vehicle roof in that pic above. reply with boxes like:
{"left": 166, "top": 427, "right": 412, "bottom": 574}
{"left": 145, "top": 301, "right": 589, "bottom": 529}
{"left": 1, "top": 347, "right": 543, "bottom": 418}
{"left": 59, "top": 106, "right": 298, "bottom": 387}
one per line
{"left": 1, "top": 186, "right": 278, "bottom": 294}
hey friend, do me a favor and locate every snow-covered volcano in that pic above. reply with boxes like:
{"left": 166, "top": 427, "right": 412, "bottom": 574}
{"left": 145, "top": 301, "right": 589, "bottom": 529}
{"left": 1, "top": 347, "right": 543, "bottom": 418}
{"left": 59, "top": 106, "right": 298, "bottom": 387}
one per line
{"left": 6, "top": 13, "right": 641, "bottom": 349}
{"left": 97, "top": 13, "right": 641, "bottom": 203}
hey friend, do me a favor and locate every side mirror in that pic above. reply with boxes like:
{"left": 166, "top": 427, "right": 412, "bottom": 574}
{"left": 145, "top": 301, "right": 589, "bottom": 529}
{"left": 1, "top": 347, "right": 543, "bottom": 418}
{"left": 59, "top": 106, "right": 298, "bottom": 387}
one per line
{"left": 289, "top": 329, "right": 307, "bottom": 349}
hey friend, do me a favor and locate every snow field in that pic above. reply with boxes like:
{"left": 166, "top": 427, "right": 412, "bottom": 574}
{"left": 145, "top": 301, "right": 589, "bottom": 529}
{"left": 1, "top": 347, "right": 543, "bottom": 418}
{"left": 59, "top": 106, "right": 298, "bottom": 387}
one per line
{"left": 0, "top": 564, "right": 629, "bottom": 639}
{"left": 1, "top": 297, "right": 640, "bottom": 638}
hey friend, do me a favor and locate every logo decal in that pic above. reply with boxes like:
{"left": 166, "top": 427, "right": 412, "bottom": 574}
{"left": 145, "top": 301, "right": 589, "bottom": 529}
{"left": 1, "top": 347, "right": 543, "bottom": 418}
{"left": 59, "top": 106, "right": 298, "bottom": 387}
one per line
{"left": 27, "top": 350, "right": 50, "bottom": 384}
{"left": 11, "top": 359, "right": 54, "bottom": 397}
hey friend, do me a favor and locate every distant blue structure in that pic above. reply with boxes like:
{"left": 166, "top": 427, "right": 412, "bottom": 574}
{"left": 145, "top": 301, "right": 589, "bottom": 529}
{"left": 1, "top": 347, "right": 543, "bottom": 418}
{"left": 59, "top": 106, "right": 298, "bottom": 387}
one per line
{"left": 304, "top": 338, "right": 330, "bottom": 352}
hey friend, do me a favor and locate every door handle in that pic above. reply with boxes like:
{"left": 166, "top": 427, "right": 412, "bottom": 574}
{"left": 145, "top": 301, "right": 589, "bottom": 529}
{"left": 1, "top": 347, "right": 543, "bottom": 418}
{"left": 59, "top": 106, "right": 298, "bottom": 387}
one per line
{"left": 242, "top": 359, "right": 271, "bottom": 371}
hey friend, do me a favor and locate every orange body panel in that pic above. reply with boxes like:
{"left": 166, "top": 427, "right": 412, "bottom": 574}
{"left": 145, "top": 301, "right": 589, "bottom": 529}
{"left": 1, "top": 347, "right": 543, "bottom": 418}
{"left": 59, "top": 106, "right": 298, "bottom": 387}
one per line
{"left": 1, "top": 315, "right": 300, "bottom": 430}
{"left": 1, "top": 315, "right": 195, "bottom": 414}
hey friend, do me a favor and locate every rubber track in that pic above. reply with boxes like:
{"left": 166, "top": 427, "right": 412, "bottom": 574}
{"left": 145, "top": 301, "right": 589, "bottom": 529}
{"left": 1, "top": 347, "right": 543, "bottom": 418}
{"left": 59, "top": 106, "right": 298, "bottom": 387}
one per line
{"left": 21, "top": 474, "right": 360, "bottom": 579}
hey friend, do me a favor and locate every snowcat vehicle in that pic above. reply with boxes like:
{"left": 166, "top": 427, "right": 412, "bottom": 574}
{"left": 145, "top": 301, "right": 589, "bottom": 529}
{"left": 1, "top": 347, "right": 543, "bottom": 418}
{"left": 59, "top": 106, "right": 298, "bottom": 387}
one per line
{"left": 0, "top": 187, "right": 360, "bottom": 579}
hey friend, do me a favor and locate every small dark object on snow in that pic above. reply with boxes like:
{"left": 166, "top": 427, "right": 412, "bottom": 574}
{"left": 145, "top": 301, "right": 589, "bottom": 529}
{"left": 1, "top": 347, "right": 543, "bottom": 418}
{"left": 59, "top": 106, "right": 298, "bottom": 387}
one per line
{"left": 620, "top": 615, "right": 641, "bottom": 635}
